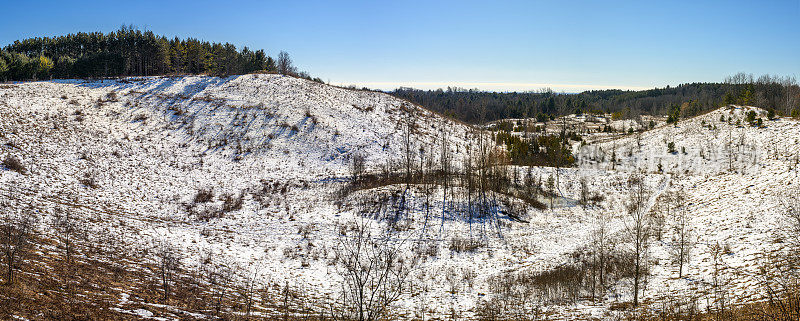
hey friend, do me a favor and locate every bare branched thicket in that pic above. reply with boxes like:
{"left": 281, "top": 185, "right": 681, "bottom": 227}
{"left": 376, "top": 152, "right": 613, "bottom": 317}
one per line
{"left": 51, "top": 206, "right": 83, "bottom": 264}
{"left": 625, "top": 174, "right": 652, "bottom": 308}
{"left": 448, "top": 235, "right": 486, "bottom": 253}
{"left": 153, "top": 240, "right": 182, "bottom": 303}
{"left": 0, "top": 202, "right": 35, "bottom": 285}
{"left": 333, "top": 219, "right": 414, "bottom": 321}
{"left": 350, "top": 152, "right": 366, "bottom": 183}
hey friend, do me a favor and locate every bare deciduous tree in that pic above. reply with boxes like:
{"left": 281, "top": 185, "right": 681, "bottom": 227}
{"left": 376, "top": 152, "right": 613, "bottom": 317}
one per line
{"left": 276, "top": 51, "right": 296, "bottom": 75}
{"left": 625, "top": 174, "right": 652, "bottom": 308}
{"left": 199, "top": 252, "right": 234, "bottom": 315}
{"left": 351, "top": 152, "right": 366, "bottom": 184}
{"left": 238, "top": 261, "right": 263, "bottom": 317}
{"left": 590, "top": 210, "right": 610, "bottom": 301}
{"left": 155, "top": 240, "right": 181, "bottom": 303}
{"left": 333, "top": 219, "right": 413, "bottom": 321}
{"left": 668, "top": 191, "right": 693, "bottom": 279}
{"left": 52, "top": 206, "right": 81, "bottom": 264}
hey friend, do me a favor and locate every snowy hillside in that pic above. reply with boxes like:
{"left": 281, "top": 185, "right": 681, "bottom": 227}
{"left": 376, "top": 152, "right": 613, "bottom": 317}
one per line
{"left": 2, "top": 72, "right": 799, "bottom": 320}
{"left": 0, "top": 74, "right": 481, "bottom": 318}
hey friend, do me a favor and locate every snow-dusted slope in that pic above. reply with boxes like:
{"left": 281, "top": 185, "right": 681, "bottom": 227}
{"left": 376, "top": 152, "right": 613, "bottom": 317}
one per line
{"left": 0, "top": 74, "right": 480, "bottom": 316}
{"left": 2, "top": 72, "right": 799, "bottom": 320}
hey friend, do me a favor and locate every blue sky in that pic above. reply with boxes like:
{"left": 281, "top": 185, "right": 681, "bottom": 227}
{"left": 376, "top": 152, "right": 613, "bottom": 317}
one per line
{"left": 1, "top": 0, "right": 798, "bottom": 91}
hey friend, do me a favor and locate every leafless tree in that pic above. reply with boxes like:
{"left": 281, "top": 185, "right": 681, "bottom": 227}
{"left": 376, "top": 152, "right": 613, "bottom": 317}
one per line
{"left": 276, "top": 51, "right": 296, "bottom": 75}
{"left": 590, "top": 210, "right": 610, "bottom": 301}
{"left": 0, "top": 201, "right": 35, "bottom": 285}
{"left": 401, "top": 104, "right": 417, "bottom": 188}
{"left": 625, "top": 174, "right": 652, "bottom": 308}
{"left": 351, "top": 152, "right": 366, "bottom": 184}
{"left": 333, "top": 218, "right": 414, "bottom": 321}
{"left": 52, "top": 206, "right": 81, "bottom": 264}
{"left": 238, "top": 261, "right": 264, "bottom": 317}
{"left": 709, "top": 242, "right": 730, "bottom": 317}
{"left": 579, "top": 176, "right": 589, "bottom": 208}
{"left": 439, "top": 119, "right": 451, "bottom": 214}
{"left": 155, "top": 240, "right": 181, "bottom": 303}
{"left": 668, "top": 191, "right": 693, "bottom": 279}
{"left": 199, "top": 251, "right": 234, "bottom": 315}
{"left": 783, "top": 189, "right": 800, "bottom": 246}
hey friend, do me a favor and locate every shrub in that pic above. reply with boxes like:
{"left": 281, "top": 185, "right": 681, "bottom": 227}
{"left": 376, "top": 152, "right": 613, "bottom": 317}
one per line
{"left": 449, "top": 236, "right": 486, "bottom": 252}
{"left": 193, "top": 188, "right": 214, "bottom": 203}
{"left": 220, "top": 193, "right": 243, "bottom": 212}
{"left": 746, "top": 110, "right": 757, "bottom": 123}
{"left": 2, "top": 156, "right": 26, "bottom": 174}
{"left": 667, "top": 142, "right": 676, "bottom": 154}
{"left": 105, "top": 91, "right": 118, "bottom": 102}
{"left": 132, "top": 114, "right": 148, "bottom": 122}
{"left": 79, "top": 172, "right": 99, "bottom": 188}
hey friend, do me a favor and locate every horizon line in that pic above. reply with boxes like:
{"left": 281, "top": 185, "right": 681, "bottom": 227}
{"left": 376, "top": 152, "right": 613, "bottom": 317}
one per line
{"left": 331, "top": 81, "right": 658, "bottom": 93}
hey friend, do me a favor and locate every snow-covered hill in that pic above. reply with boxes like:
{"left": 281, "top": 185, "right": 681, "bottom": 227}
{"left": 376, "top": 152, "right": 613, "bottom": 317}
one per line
{"left": 2, "top": 72, "right": 799, "bottom": 320}
{"left": 0, "top": 74, "right": 481, "bottom": 317}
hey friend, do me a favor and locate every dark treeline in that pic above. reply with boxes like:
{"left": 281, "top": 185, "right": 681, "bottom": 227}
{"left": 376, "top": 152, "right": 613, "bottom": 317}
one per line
{"left": 0, "top": 26, "right": 320, "bottom": 82}
{"left": 391, "top": 73, "right": 800, "bottom": 124}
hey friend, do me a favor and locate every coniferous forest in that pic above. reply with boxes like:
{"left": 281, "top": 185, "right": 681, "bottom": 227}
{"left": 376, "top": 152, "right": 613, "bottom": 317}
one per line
{"left": 0, "top": 26, "right": 320, "bottom": 82}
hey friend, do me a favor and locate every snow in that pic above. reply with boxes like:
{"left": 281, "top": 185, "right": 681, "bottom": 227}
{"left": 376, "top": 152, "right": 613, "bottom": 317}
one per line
{"left": 2, "top": 73, "right": 798, "bottom": 320}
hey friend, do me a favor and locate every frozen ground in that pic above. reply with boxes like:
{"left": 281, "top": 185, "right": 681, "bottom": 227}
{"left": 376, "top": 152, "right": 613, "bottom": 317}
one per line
{"left": 1, "top": 75, "right": 798, "bottom": 319}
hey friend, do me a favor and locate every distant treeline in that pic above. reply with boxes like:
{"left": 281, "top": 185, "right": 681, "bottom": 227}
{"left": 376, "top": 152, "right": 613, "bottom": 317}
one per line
{"left": 0, "top": 26, "right": 320, "bottom": 82}
{"left": 391, "top": 74, "right": 800, "bottom": 123}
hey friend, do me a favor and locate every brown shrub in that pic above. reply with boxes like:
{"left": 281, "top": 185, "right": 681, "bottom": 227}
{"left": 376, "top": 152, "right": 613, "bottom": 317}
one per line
{"left": 449, "top": 236, "right": 486, "bottom": 253}
{"left": 193, "top": 188, "right": 214, "bottom": 203}
{"left": 2, "top": 155, "right": 26, "bottom": 174}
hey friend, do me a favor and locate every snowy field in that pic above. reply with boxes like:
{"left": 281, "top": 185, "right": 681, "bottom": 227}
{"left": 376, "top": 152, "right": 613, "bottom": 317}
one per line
{"left": 1, "top": 75, "right": 799, "bottom": 319}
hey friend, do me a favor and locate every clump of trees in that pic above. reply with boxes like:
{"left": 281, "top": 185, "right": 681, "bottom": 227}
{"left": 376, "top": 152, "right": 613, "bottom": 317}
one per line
{"left": 494, "top": 131, "right": 575, "bottom": 167}
{"left": 0, "top": 26, "right": 321, "bottom": 82}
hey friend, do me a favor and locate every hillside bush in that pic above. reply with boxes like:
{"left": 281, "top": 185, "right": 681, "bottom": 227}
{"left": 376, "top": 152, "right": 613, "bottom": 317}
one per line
{"left": 2, "top": 155, "right": 25, "bottom": 174}
{"left": 449, "top": 236, "right": 486, "bottom": 253}
{"left": 193, "top": 188, "right": 214, "bottom": 203}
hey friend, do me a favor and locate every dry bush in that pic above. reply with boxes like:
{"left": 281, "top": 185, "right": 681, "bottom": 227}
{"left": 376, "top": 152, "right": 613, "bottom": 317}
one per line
{"left": 220, "top": 193, "right": 243, "bottom": 213}
{"left": 105, "top": 91, "right": 118, "bottom": 102}
{"left": 193, "top": 188, "right": 214, "bottom": 203}
{"left": 1, "top": 156, "right": 25, "bottom": 174}
{"left": 449, "top": 236, "right": 486, "bottom": 253}
{"left": 333, "top": 219, "right": 414, "bottom": 321}
{"left": 132, "top": 113, "right": 148, "bottom": 122}
{"left": 413, "top": 240, "right": 439, "bottom": 259}
{"left": 78, "top": 172, "right": 99, "bottom": 189}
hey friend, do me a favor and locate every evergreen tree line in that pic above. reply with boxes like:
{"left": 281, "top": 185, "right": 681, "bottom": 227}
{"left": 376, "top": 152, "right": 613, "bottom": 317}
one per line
{"left": 0, "top": 26, "right": 320, "bottom": 82}
{"left": 391, "top": 73, "right": 800, "bottom": 124}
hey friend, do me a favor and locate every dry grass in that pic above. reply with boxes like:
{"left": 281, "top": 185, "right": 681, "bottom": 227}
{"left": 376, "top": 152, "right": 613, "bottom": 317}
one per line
{"left": 0, "top": 230, "right": 330, "bottom": 320}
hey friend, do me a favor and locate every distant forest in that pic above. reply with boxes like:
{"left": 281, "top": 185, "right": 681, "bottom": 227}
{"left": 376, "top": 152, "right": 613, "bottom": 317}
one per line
{"left": 0, "top": 26, "right": 320, "bottom": 82}
{"left": 391, "top": 74, "right": 800, "bottom": 123}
